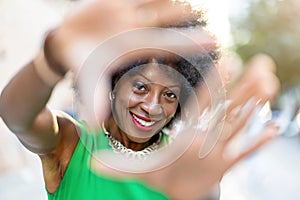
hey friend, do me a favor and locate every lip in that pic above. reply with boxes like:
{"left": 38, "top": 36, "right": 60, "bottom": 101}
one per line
{"left": 130, "top": 112, "right": 158, "bottom": 131}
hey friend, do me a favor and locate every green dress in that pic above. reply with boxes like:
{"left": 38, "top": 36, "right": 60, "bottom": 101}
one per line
{"left": 47, "top": 121, "right": 170, "bottom": 200}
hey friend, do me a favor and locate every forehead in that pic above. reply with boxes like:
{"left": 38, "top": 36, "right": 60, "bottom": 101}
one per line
{"left": 124, "top": 63, "right": 184, "bottom": 87}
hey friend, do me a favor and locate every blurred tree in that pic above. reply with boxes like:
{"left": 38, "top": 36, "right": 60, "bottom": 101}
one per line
{"left": 230, "top": 0, "right": 300, "bottom": 87}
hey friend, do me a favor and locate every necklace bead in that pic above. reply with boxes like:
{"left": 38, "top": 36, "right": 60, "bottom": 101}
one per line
{"left": 102, "top": 123, "right": 162, "bottom": 160}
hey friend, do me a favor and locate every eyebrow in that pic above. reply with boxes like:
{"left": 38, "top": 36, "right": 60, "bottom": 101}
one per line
{"left": 136, "top": 73, "right": 181, "bottom": 89}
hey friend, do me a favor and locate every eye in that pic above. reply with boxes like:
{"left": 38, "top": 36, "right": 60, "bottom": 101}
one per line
{"left": 164, "top": 91, "right": 177, "bottom": 101}
{"left": 133, "top": 81, "right": 147, "bottom": 93}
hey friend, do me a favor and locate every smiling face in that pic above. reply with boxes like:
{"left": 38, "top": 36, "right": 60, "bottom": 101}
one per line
{"left": 111, "top": 62, "right": 182, "bottom": 143}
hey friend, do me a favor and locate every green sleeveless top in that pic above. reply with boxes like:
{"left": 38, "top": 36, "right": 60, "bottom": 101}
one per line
{"left": 47, "top": 121, "right": 170, "bottom": 200}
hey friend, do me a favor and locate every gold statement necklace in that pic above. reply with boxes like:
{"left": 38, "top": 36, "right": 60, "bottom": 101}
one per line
{"left": 101, "top": 123, "right": 162, "bottom": 160}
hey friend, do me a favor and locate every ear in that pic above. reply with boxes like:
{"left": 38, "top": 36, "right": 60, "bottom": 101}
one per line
{"left": 109, "top": 91, "right": 116, "bottom": 101}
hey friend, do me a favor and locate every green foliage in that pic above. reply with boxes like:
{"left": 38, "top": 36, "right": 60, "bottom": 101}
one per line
{"left": 230, "top": 0, "right": 300, "bottom": 87}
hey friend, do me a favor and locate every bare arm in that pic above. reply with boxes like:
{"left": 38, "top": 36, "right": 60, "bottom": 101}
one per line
{"left": 0, "top": 57, "right": 66, "bottom": 154}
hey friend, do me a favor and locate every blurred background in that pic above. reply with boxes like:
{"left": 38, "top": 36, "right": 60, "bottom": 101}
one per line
{"left": 0, "top": 0, "right": 300, "bottom": 199}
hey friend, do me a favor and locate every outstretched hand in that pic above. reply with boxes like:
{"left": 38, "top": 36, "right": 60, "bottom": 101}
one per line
{"left": 44, "top": 0, "right": 200, "bottom": 71}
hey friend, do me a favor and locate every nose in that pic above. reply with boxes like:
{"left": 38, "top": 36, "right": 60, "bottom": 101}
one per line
{"left": 141, "top": 93, "right": 164, "bottom": 116}
{"left": 148, "top": 104, "right": 163, "bottom": 116}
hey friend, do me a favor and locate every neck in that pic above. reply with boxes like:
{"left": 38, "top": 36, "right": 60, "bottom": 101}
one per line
{"left": 105, "top": 117, "right": 160, "bottom": 151}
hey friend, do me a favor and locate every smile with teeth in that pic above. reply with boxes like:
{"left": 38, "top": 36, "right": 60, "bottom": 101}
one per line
{"left": 132, "top": 114, "right": 156, "bottom": 127}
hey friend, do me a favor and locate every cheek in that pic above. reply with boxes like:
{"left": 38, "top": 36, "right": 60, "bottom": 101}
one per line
{"left": 114, "top": 91, "right": 132, "bottom": 112}
{"left": 116, "top": 93, "right": 144, "bottom": 111}
{"left": 127, "top": 93, "right": 145, "bottom": 107}
{"left": 115, "top": 85, "right": 134, "bottom": 105}
{"left": 163, "top": 102, "right": 179, "bottom": 117}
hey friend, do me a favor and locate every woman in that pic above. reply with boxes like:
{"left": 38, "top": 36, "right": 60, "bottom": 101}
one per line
{"left": 104, "top": 54, "right": 209, "bottom": 155}
{"left": 0, "top": 0, "right": 279, "bottom": 199}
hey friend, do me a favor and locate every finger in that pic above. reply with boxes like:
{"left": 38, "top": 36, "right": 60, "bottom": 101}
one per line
{"left": 217, "top": 51, "right": 243, "bottom": 88}
{"left": 226, "top": 54, "right": 278, "bottom": 113}
{"left": 221, "top": 98, "right": 257, "bottom": 143}
{"left": 191, "top": 69, "right": 226, "bottom": 158}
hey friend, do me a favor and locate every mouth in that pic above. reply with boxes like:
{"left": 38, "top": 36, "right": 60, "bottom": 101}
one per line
{"left": 130, "top": 112, "right": 157, "bottom": 130}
